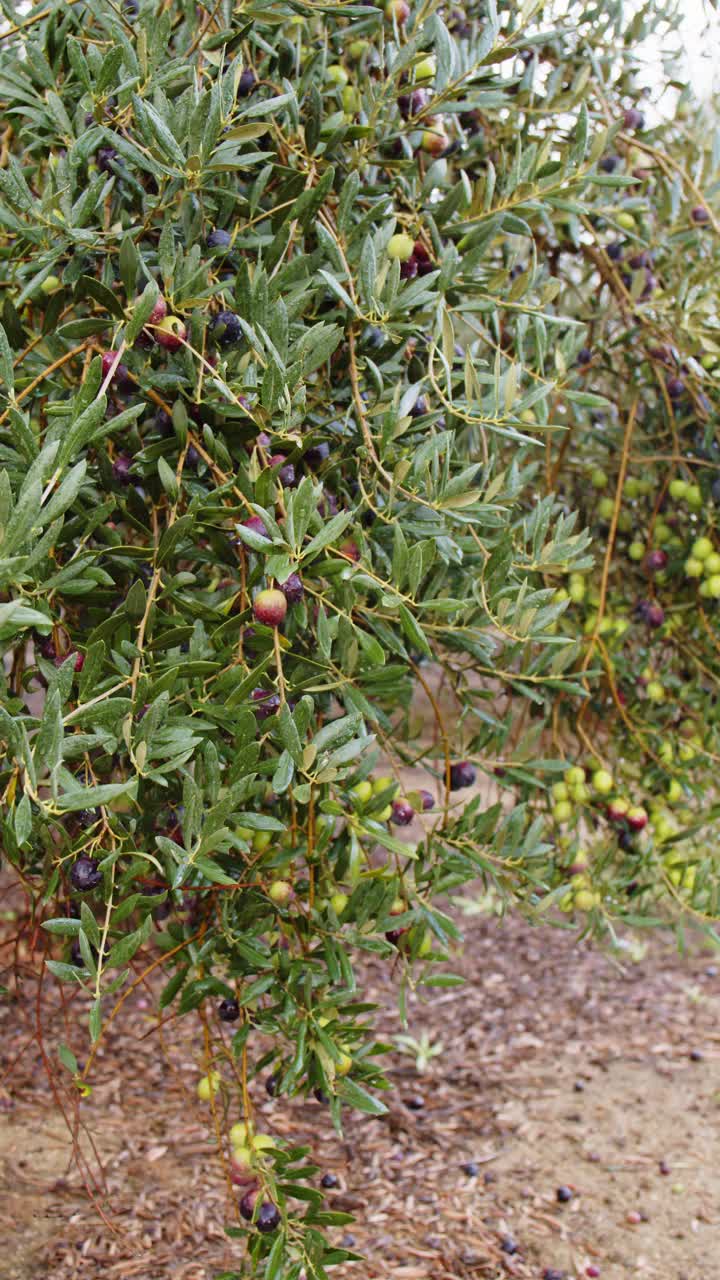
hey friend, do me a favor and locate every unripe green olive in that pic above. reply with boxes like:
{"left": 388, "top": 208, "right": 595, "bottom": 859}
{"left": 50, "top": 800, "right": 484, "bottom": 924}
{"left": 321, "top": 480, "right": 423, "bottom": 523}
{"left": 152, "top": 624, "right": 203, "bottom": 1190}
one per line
{"left": 326, "top": 63, "right": 349, "bottom": 86}
{"left": 342, "top": 85, "right": 360, "bottom": 113}
{"left": 686, "top": 485, "right": 702, "bottom": 508}
{"left": 387, "top": 232, "right": 415, "bottom": 262}
{"left": 564, "top": 765, "right": 586, "bottom": 786}
{"left": 646, "top": 680, "right": 665, "bottom": 703}
{"left": 691, "top": 536, "right": 713, "bottom": 561}
{"left": 414, "top": 55, "right": 436, "bottom": 82}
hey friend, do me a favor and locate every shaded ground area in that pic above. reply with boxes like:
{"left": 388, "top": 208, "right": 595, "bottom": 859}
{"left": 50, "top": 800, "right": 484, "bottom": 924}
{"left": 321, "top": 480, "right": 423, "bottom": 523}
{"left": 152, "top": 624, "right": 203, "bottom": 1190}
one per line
{"left": 2, "top": 911, "right": 719, "bottom": 1280}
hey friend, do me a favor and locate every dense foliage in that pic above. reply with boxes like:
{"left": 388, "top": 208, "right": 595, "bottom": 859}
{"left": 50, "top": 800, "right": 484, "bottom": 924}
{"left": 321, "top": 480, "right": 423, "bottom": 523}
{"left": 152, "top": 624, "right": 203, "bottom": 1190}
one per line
{"left": 0, "top": 0, "right": 718, "bottom": 1273}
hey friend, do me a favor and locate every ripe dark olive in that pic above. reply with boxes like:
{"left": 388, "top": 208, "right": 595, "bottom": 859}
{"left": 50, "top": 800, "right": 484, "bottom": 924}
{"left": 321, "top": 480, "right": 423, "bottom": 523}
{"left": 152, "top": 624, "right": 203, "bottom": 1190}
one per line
{"left": 112, "top": 454, "right": 133, "bottom": 484}
{"left": 629, "top": 250, "right": 652, "bottom": 269}
{"left": 691, "top": 205, "right": 710, "bottom": 224}
{"left": 218, "top": 997, "right": 239, "bottom": 1022}
{"left": 238, "top": 68, "right": 257, "bottom": 96}
{"left": 398, "top": 88, "right": 430, "bottom": 120}
{"left": 644, "top": 602, "right": 664, "bottom": 628}
{"left": 240, "top": 515, "right": 269, "bottom": 540}
{"left": 623, "top": 107, "right": 645, "bottom": 130}
{"left": 265, "top": 1072, "right": 279, "bottom": 1096}
{"left": 256, "top": 1201, "right": 280, "bottom": 1233}
{"left": 462, "top": 1160, "right": 479, "bottom": 1176}
{"left": 667, "top": 377, "right": 685, "bottom": 399}
{"left": 449, "top": 761, "right": 476, "bottom": 790}
{"left": 647, "top": 345, "right": 672, "bottom": 363}
{"left": 101, "top": 351, "right": 119, "bottom": 380}
{"left": 268, "top": 453, "right": 296, "bottom": 487}
{"left": 313, "top": 1087, "right": 330, "bottom": 1104}
{"left": 251, "top": 688, "right": 280, "bottom": 719}
{"left": 240, "top": 1188, "right": 259, "bottom": 1221}
{"left": 36, "top": 634, "right": 57, "bottom": 659}
{"left": 76, "top": 808, "right": 101, "bottom": 829}
{"left": 577, "top": 347, "right": 592, "bottom": 365}
{"left": 211, "top": 310, "right": 243, "bottom": 347}
{"left": 500, "top": 1236, "right": 518, "bottom": 1254}
{"left": 207, "top": 228, "right": 232, "bottom": 250}
{"left": 279, "top": 572, "right": 304, "bottom": 604}
{"left": 556, "top": 1185, "right": 573, "bottom": 1203}
{"left": 400, "top": 255, "right": 418, "bottom": 279}
{"left": 304, "top": 441, "right": 330, "bottom": 469}
{"left": 70, "top": 856, "right": 102, "bottom": 892}
{"left": 599, "top": 155, "right": 620, "bottom": 173}
{"left": 644, "top": 549, "right": 667, "bottom": 573}
{"left": 114, "top": 363, "right": 135, "bottom": 393}
{"left": 96, "top": 146, "right": 118, "bottom": 172}
{"left": 413, "top": 240, "right": 434, "bottom": 275}
{"left": 385, "top": 926, "right": 407, "bottom": 946}
{"left": 418, "top": 789, "right": 435, "bottom": 811}
{"left": 606, "top": 242, "right": 623, "bottom": 260}
{"left": 391, "top": 799, "right": 415, "bottom": 826}
{"left": 321, "top": 1172, "right": 338, "bottom": 1188}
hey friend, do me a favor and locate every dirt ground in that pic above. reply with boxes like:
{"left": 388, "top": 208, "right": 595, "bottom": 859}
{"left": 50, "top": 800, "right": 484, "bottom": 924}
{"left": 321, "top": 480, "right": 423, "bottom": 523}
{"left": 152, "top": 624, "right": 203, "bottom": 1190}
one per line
{"left": 2, "top": 904, "right": 719, "bottom": 1280}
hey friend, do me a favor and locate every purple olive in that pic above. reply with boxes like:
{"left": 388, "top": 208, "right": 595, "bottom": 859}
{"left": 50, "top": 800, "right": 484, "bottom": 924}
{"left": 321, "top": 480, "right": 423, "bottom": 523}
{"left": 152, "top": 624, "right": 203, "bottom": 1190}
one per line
{"left": 644, "top": 549, "right": 668, "bottom": 573}
{"left": 207, "top": 228, "right": 232, "bottom": 250}
{"left": 623, "top": 107, "right": 645, "bottom": 131}
{"left": 238, "top": 68, "right": 257, "bottom": 97}
{"left": 279, "top": 573, "right": 304, "bottom": 604}
{"left": 251, "top": 688, "right": 280, "bottom": 720}
{"left": 112, "top": 454, "right": 133, "bottom": 485}
{"left": 449, "top": 761, "right": 476, "bottom": 790}
{"left": 210, "top": 310, "right": 243, "bottom": 347}
{"left": 391, "top": 800, "right": 415, "bottom": 826}
{"left": 70, "top": 856, "right": 102, "bottom": 893}
{"left": 256, "top": 1201, "right": 280, "bottom": 1233}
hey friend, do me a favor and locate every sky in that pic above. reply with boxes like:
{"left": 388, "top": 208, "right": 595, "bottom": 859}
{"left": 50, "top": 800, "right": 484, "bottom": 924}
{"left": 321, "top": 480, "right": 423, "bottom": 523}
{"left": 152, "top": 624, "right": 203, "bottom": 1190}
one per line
{"left": 637, "top": 0, "right": 720, "bottom": 112}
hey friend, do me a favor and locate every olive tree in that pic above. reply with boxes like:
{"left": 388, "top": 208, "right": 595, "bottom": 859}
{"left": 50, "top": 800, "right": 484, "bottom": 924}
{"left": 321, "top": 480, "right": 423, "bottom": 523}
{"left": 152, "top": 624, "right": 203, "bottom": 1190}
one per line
{"left": 0, "top": 0, "right": 717, "bottom": 1273}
